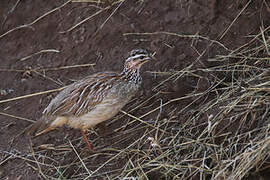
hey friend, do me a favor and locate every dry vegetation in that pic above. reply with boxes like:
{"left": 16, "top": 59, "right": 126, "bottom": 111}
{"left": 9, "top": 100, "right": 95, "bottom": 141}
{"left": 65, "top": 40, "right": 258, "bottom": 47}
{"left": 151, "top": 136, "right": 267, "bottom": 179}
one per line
{"left": 0, "top": 0, "right": 270, "bottom": 179}
{"left": 23, "top": 27, "right": 270, "bottom": 180}
{"left": 110, "top": 28, "right": 270, "bottom": 180}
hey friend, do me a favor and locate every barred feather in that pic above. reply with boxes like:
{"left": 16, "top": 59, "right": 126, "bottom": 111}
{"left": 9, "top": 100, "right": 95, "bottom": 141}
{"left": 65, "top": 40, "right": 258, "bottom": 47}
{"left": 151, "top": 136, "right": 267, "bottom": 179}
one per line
{"left": 26, "top": 49, "right": 151, "bottom": 136}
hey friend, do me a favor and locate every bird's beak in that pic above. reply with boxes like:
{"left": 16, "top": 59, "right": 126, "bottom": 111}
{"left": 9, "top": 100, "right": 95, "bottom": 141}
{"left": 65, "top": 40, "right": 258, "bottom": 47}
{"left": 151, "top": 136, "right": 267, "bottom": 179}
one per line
{"left": 145, "top": 56, "right": 152, "bottom": 61}
{"left": 138, "top": 52, "right": 156, "bottom": 66}
{"left": 144, "top": 52, "right": 156, "bottom": 61}
{"left": 140, "top": 56, "right": 151, "bottom": 65}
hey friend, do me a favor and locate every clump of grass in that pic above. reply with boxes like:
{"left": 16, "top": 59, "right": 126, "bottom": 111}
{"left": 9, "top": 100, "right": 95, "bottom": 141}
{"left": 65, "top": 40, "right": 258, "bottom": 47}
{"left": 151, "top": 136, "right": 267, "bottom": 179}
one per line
{"left": 114, "top": 28, "right": 270, "bottom": 179}
{"left": 2, "top": 1, "right": 269, "bottom": 179}
{"left": 5, "top": 23, "right": 268, "bottom": 180}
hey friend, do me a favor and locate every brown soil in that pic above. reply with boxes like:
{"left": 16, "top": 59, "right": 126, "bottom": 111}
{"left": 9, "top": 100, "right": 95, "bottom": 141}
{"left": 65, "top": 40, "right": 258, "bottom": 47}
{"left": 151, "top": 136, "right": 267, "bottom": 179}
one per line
{"left": 0, "top": 0, "right": 269, "bottom": 179}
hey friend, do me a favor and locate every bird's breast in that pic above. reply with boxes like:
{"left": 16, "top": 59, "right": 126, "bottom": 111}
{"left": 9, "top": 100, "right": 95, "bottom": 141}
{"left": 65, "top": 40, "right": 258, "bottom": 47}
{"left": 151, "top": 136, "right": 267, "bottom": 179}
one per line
{"left": 108, "top": 81, "right": 140, "bottom": 100}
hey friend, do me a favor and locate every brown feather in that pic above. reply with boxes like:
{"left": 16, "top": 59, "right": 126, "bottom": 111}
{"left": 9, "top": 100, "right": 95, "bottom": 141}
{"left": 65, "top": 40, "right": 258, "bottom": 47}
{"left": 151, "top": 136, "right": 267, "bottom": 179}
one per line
{"left": 25, "top": 49, "right": 151, "bottom": 139}
{"left": 25, "top": 72, "right": 121, "bottom": 136}
{"left": 44, "top": 72, "right": 119, "bottom": 116}
{"left": 25, "top": 116, "right": 55, "bottom": 136}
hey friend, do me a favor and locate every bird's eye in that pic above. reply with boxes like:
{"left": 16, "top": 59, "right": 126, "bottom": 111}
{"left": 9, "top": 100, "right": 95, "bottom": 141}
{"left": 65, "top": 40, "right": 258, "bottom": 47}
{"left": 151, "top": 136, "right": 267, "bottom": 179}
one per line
{"left": 139, "top": 56, "right": 144, "bottom": 59}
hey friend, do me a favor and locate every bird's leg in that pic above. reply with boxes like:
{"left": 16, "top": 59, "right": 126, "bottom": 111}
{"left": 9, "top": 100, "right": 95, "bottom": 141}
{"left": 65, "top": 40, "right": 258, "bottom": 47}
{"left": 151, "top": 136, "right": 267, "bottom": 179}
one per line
{"left": 80, "top": 129, "right": 94, "bottom": 152}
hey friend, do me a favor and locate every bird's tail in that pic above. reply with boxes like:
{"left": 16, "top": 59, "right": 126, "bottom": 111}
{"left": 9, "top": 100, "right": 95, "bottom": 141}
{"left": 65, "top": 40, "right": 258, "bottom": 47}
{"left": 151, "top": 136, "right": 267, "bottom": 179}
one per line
{"left": 24, "top": 116, "right": 55, "bottom": 136}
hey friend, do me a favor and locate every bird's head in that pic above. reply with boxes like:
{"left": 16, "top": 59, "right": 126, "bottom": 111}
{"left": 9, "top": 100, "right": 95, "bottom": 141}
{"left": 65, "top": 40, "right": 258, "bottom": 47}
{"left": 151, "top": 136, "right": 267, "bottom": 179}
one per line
{"left": 124, "top": 49, "right": 153, "bottom": 70}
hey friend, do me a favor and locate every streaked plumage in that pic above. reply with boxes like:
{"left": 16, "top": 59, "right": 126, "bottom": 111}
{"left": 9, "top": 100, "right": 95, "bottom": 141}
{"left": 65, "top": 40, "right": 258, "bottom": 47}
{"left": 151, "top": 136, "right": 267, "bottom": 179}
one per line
{"left": 26, "top": 49, "right": 152, "bottom": 151}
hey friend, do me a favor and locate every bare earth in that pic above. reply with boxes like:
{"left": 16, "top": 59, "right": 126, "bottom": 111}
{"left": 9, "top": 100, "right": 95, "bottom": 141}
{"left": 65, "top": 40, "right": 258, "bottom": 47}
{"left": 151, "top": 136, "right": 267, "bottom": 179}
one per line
{"left": 0, "top": 0, "right": 269, "bottom": 179}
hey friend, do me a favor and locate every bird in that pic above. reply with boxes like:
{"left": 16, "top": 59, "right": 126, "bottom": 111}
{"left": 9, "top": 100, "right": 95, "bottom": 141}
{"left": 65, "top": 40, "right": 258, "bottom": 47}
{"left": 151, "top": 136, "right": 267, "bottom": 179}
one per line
{"left": 26, "top": 49, "right": 153, "bottom": 151}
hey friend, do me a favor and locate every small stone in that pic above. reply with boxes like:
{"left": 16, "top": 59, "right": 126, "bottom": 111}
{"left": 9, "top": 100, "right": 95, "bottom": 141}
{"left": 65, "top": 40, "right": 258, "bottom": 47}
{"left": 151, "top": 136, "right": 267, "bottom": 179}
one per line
{"left": 0, "top": 88, "right": 14, "bottom": 96}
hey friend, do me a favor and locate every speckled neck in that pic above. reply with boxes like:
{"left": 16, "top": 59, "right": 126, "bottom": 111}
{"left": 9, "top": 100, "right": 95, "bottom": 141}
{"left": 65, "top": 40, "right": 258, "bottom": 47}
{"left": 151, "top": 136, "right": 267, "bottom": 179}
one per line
{"left": 121, "top": 66, "right": 142, "bottom": 84}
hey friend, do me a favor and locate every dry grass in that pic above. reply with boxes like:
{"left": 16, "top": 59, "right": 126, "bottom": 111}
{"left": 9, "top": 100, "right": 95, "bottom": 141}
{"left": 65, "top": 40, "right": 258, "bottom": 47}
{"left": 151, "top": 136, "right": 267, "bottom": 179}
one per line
{"left": 1, "top": 1, "right": 269, "bottom": 180}
{"left": 2, "top": 27, "right": 266, "bottom": 179}
{"left": 116, "top": 27, "right": 270, "bottom": 179}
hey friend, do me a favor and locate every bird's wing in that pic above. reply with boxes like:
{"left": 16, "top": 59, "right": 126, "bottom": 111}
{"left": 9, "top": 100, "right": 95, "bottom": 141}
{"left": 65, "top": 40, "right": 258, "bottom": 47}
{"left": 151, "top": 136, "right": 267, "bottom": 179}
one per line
{"left": 43, "top": 72, "right": 121, "bottom": 117}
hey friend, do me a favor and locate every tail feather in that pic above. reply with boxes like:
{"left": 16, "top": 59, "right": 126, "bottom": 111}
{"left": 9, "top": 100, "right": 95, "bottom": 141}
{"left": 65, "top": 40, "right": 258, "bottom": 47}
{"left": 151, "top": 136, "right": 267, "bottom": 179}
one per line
{"left": 25, "top": 116, "right": 54, "bottom": 136}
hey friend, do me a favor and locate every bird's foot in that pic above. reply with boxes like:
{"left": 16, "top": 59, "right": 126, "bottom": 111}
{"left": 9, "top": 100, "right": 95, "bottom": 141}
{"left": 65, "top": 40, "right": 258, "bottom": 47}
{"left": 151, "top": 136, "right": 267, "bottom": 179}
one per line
{"left": 80, "top": 129, "right": 95, "bottom": 152}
